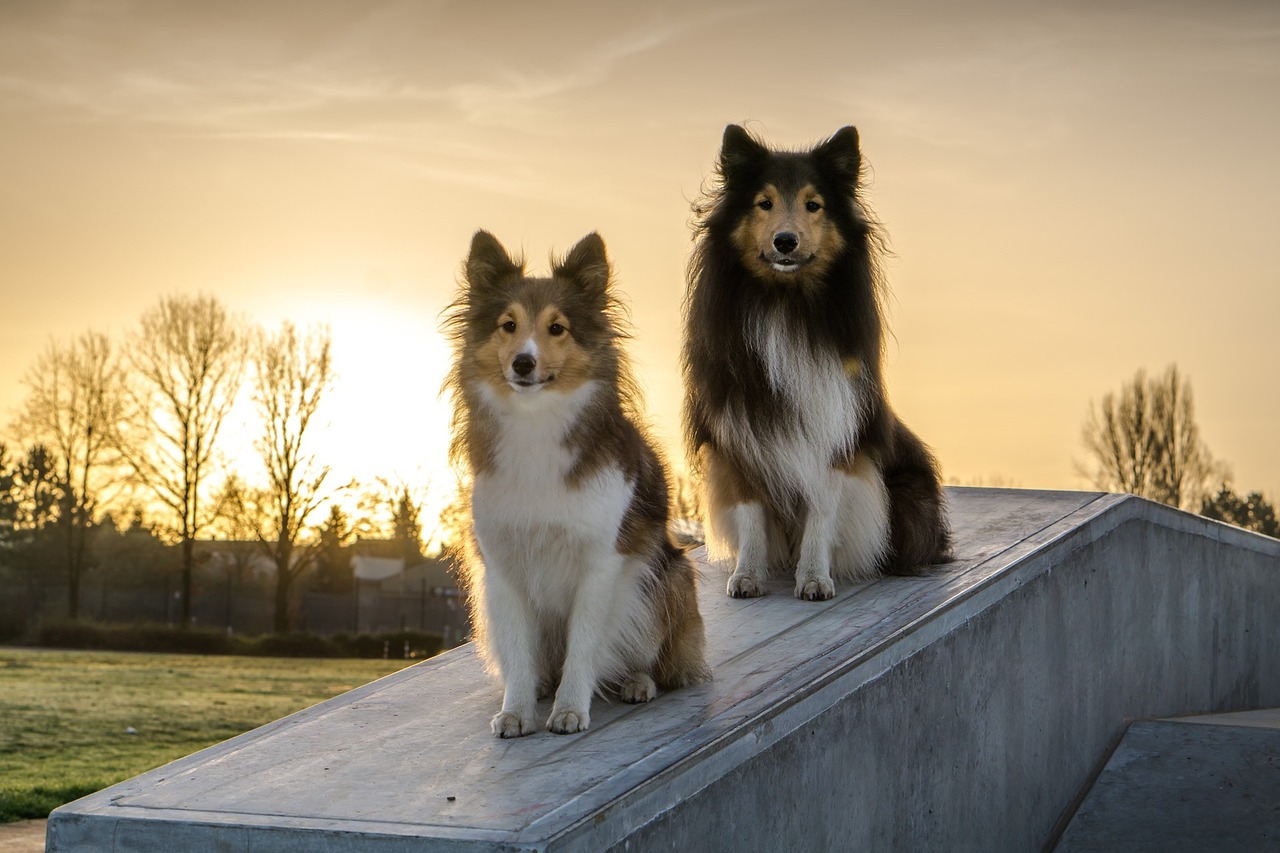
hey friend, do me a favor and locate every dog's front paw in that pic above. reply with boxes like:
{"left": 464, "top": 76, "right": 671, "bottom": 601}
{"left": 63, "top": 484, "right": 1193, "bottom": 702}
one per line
{"left": 727, "top": 573, "right": 766, "bottom": 598}
{"left": 491, "top": 710, "right": 538, "bottom": 738}
{"left": 548, "top": 707, "right": 590, "bottom": 734}
{"left": 619, "top": 672, "right": 656, "bottom": 704}
{"left": 795, "top": 574, "right": 835, "bottom": 601}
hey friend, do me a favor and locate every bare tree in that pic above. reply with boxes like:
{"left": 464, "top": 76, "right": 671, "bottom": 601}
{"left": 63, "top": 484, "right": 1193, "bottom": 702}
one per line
{"left": 13, "top": 332, "right": 126, "bottom": 618}
{"left": 1146, "top": 367, "right": 1217, "bottom": 509}
{"left": 1079, "top": 364, "right": 1220, "bottom": 510}
{"left": 251, "top": 322, "right": 341, "bottom": 633}
{"left": 118, "top": 295, "right": 247, "bottom": 627}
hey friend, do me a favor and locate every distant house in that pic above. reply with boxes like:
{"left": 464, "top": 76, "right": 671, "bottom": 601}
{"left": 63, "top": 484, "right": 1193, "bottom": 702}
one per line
{"left": 354, "top": 554, "right": 459, "bottom": 595}
{"left": 193, "top": 539, "right": 276, "bottom": 579}
{"left": 173, "top": 537, "right": 469, "bottom": 642}
{"left": 349, "top": 541, "right": 467, "bottom": 641}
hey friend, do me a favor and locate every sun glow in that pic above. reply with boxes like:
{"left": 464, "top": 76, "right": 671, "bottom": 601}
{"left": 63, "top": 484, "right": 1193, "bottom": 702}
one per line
{"left": 221, "top": 292, "right": 460, "bottom": 539}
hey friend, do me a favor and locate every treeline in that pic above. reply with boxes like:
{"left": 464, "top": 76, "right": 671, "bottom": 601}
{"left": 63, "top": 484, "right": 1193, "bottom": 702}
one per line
{"left": 1078, "top": 364, "right": 1278, "bottom": 536}
{"left": 3, "top": 297, "right": 1275, "bottom": 644}
{"left": 0, "top": 294, "right": 459, "bottom": 638}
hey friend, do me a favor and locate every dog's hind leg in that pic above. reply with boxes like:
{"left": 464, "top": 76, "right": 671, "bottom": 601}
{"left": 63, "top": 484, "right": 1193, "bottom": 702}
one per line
{"left": 883, "top": 420, "right": 952, "bottom": 573}
{"left": 830, "top": 453, "right": 892, "bottom": 584}
{"left": 619, "top": 672, "right": 657, "bottom": 703}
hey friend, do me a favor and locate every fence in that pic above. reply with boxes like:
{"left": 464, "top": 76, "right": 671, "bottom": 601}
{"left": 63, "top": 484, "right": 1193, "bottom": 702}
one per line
{"left": 6, "top": 575, "right": 470, "bottom": 645}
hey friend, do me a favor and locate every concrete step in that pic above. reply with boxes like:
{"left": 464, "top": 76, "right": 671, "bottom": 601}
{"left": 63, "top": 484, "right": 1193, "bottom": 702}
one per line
{"left": 46, "top": 488, "right": 1280, "bottom": 852}
{"left": 1055, "top": 712, "right": 1280, "bottom": 852}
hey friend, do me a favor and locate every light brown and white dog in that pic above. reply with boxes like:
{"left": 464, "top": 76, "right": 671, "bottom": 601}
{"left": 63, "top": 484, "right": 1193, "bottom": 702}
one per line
{"left": 445, "top": 230, "right": 709, "bottom": 737}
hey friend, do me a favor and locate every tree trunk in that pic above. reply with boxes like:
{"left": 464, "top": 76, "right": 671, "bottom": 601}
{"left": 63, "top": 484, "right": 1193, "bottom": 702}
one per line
{"left": 65, "top": 511, "right": 80, "bottom": 621}
{"left": 273, "top": 539, "right": 294, "bottom": 634}
{"left": 180, "top": 535, "right": 194, "bottom": 628}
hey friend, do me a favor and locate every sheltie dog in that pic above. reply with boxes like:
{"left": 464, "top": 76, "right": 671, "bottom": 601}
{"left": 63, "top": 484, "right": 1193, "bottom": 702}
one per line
{"left": 445, "top": 230, "right": 710, "bottom": 737}
{"left": 683, "top": 125, "right": 951, "bottom": 601}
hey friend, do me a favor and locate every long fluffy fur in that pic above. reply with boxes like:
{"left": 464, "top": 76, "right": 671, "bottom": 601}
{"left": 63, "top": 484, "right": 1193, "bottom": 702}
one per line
{"left": 444, "top": 230, "right": 709, "bottom": 737}
{"left": 683, "top": 125, "right": 951, "bottom": 600}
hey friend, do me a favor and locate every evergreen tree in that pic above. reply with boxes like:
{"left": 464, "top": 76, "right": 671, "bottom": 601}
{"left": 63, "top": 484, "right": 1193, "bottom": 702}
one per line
{"left": 1201, "top": 485, "right": 1280, "bottom": 538}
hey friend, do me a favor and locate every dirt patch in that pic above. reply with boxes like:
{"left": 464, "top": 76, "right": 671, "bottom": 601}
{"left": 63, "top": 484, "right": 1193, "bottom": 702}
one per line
{"left": 0, "top": 819, "right": 46, "bottom": 852}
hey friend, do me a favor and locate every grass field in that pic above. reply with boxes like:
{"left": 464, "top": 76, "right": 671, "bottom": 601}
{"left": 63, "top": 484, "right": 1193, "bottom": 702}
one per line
{"left": 0, "top": 647, "right": 417, "bottom": 822}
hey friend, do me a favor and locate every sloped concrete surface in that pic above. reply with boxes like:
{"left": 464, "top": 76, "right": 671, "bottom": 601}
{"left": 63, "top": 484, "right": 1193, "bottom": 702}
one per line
{"left": 1055, "top": 716, "right": 1280, "bottom": 851}
{"left": 45, "top": 489, "right": 1280, "bottom": 851}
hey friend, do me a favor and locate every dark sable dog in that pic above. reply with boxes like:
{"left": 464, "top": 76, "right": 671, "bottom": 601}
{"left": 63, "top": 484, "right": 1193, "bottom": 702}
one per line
{"left": 683, "top": 125, "right": 951, "bottom": 601}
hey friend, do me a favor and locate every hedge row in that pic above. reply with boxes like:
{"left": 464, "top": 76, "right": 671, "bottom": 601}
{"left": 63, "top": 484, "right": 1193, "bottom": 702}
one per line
{"left": 31, "top": 619, "right": 444, "bottom": 659}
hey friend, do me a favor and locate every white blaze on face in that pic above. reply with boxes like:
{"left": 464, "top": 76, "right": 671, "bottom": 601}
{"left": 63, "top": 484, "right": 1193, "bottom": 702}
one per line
{"left": 490, "top": 301, "right": 586, "bottom": 394}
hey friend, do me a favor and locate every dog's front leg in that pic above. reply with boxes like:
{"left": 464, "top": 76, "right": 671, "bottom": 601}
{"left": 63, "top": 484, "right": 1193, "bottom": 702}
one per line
{"left": 726, "top": 501, "right": 769, "bottom": 598}
{"left": 549, "top": 551, "right": 623, "bottom": 734}
{"left": 795, "top": 482, "right": 839, "bottom": 601}
{"left": 485, "top": 571, "right": 540, "bottom": 737}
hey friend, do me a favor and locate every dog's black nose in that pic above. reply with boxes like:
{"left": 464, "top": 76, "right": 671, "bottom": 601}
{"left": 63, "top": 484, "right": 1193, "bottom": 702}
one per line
{"left": 512, "top": 353, "right": 536, "bottom": 377}
{"left": 773, "top": 232, "right": 799, "bottom": 254}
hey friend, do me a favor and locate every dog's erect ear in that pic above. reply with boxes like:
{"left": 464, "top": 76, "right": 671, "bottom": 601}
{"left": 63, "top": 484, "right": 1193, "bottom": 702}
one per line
{"left": 554, "top": 232, "right": 611, "bottom": 297}
{"left": 814, "top": 126, "right": 861, "bottom": 184}
{"left": 466, "top": 230, "right": 522, "bottom": 292}
{"left": 719, "top": 124, "right": 768, "bottom": 181}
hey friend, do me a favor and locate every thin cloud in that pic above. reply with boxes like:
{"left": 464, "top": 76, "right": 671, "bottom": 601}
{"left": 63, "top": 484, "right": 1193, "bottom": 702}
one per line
{"left": 0, "top": 0, "right": 768, "bottom": 138}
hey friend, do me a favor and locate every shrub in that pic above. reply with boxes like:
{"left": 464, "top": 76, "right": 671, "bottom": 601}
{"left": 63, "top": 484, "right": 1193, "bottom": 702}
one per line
{"left": 0, "top": 609, "right": 26, "bottom": 644}
{"left": 247, "top": 633, "right": 338, "bottom": 658}
{"left": 30, "top": 620, "right": 443, "bottom": 660}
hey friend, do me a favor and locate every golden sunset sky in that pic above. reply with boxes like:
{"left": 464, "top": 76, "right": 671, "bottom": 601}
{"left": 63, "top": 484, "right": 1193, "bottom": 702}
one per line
{"left": 2, "top": 0, "right": 1278, "bottom": 507}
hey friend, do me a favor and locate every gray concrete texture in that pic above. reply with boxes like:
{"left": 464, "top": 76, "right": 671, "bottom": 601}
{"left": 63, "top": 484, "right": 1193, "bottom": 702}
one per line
{"left": 1056, "top": 717, "right": 1280, "bottom": 851}
{"left": 45, "top": 488, "right": 1280, "bottom": 851}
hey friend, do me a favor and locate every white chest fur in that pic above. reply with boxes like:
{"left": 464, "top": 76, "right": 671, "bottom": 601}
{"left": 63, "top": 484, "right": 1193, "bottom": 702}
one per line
{"left": 470, "top": 381, "right": 633, "bottom": 608}
{"left": 711, "top": 308, "right": 867, "bottom": 504}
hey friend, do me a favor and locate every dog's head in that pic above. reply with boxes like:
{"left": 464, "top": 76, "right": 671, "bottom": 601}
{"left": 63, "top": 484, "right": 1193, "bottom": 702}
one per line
{"left": 715, "top": 124, "right": 866, "bottom": 286}
{"left": 460, "top": 230, "right": 617, "bottom": 397}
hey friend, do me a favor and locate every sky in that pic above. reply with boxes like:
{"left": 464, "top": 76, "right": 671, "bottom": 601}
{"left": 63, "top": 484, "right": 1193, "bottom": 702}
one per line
{"left": 1, "top": 0, "right": 1278, "bottom": 514}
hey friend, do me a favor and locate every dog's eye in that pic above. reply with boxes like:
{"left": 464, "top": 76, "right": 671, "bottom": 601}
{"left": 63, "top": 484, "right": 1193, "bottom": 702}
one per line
{"left": 757, "top": 198, "right": 773, "bottom": 211}
{"left": 500, "top": 320, "right": 517, "bottom": 333}
{"left": 806, "top": 200, "right": 822, "bottom": 213}
{"left": 548, "top": 323, "right": 566, "bottom": 337}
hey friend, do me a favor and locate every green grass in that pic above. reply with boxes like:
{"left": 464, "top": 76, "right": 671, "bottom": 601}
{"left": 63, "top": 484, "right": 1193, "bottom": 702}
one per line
{"left": 0, "top": 648, "right": 417, "bottom": 822}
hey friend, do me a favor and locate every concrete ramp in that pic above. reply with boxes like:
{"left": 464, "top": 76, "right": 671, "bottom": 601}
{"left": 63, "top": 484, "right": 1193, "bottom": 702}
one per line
{"left": 46, "top": 488, "right": 1280, "bottom": 851}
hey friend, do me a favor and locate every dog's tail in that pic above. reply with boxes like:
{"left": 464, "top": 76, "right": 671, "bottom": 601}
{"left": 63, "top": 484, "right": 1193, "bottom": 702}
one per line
{"left": 654, "top": 542, "right": 713, "bottom": 688}
{"left": 883, "top": 419, "right": 953, "bottom": 574}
